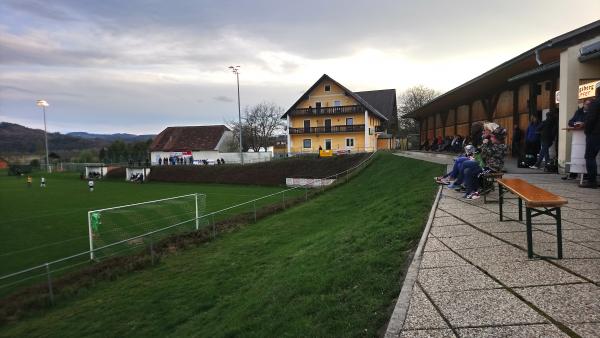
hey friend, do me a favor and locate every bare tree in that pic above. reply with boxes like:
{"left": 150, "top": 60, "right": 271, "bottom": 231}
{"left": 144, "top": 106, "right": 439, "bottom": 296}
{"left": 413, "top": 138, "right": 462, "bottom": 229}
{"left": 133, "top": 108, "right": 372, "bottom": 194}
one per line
{"left": 227, "top": 102, "right": 285, "bottom": 152}
{"left": 397, "top": 85, "right": 441, "bottom": 137}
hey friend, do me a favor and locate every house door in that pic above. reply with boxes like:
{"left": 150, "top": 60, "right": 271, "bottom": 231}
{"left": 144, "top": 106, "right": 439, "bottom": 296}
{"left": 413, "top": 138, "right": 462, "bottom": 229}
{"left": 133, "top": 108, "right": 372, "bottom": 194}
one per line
{"left": 325, "top": 139, "right": 332, "bottom": 150}
{"left": 324, "top": 119, "right": 331, "bottom": 133}
{"left": 315, "top": 102, "right": 322, "bottom": 114}
{"left": 304, "top": 120, "right": 310, "bottom": 133}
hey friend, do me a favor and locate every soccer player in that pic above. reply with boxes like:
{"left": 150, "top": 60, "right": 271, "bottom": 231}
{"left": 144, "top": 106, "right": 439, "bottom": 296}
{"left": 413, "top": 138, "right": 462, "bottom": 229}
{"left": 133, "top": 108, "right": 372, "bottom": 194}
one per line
{"left": 27, "top": 176, "right": 32, "bottom": 188}
{"left": 88, "top": 179, "right": 95, "bottom": 192}
{"left": 40, "top": 177, "right": 46, "bottom": 188}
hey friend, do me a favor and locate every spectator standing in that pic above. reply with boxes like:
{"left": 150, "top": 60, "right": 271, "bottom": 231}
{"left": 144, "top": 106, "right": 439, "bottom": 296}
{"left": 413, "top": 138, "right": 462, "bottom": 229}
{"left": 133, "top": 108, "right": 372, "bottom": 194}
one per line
{"left": 569, "top": 100, "right": 590, "bottom": 127}
{"left": 580, "top": 83, "right": 600, "bottom": 189}
{"left": 531, "top": 110, "right": 558, "bottom": 169}
{"left": 525, "top": 116, "right": 541, "bottom": 163}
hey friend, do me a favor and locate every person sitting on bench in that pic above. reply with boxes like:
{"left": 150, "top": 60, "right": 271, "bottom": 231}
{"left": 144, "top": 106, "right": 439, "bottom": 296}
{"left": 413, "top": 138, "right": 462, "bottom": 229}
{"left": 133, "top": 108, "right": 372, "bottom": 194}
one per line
{"left": 435, "top": 145, "right": 475, "bottom": 185}
{"left": 463, "top": 126, "right": 507, "bottom": 199}
{"left": 449, "top": 124, "right": 507, "bottom": 199}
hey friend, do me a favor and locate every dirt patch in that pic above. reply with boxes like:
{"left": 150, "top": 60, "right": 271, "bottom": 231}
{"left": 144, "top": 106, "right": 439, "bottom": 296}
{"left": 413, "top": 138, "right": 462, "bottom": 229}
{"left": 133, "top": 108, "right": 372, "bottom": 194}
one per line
{"left": 105, "top": 167, "right": 125, "bottom": 179}
{"left": 148, "top": 153, "right": 369, "bottom": 186}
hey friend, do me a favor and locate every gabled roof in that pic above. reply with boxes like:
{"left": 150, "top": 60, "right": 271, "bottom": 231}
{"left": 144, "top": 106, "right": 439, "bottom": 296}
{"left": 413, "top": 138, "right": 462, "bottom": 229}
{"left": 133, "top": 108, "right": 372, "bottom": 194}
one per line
{"left": 355, "top": 89, "right": 397, "bottom": 123}
{"left": 150, "top": 125, "right": 230, "bottom": 152}
{"left": 281, "top": 74, "right": 388, "bottom": 121}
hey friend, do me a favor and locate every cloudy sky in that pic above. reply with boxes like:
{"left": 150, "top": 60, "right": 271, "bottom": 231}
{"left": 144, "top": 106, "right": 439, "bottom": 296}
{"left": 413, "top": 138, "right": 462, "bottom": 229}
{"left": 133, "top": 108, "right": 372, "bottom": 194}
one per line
{"left": 1, "top": 1, "right": 599, "bottom": 134}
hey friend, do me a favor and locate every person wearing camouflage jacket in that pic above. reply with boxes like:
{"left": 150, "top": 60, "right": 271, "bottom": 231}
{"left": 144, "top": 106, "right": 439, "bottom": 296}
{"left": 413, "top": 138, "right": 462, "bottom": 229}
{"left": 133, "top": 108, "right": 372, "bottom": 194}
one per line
{"left": 480, "top": 140, "right": 507, "bottom": 172}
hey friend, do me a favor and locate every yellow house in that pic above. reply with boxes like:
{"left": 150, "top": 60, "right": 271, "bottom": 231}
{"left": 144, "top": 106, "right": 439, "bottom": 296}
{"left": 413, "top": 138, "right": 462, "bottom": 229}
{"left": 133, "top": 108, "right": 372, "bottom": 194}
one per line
{"left": 282, "top": 74, "right": 397, "bottom": 155}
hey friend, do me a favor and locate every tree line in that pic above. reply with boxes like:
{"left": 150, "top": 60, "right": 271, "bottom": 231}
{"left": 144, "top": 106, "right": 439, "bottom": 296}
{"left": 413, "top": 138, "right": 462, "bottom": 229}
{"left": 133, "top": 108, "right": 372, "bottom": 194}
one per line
{"left": 98, "top": 139, "right": 152, "bottom": 163}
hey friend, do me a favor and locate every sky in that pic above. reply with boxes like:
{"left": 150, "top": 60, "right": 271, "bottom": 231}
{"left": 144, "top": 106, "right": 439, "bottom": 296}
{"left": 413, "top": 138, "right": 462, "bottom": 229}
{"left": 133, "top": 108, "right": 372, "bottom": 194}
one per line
{"left": 1, "top": 1, "right": 599, "bottom": 134}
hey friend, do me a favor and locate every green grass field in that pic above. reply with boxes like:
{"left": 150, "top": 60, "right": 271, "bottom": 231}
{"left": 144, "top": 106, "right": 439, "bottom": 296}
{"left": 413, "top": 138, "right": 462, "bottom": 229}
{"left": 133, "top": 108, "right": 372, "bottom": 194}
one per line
{"left": 0, "top": 153, "right": 443, "bottom": 337}
{"left": 0, "top": 170, "right": 301, "bottom": 277}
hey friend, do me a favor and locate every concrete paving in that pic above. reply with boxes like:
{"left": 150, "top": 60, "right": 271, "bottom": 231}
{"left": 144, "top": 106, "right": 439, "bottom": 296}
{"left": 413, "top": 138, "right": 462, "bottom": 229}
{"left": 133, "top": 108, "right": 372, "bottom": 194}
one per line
{"left": 387, "top": 152, "right": 600, "bottom": 338}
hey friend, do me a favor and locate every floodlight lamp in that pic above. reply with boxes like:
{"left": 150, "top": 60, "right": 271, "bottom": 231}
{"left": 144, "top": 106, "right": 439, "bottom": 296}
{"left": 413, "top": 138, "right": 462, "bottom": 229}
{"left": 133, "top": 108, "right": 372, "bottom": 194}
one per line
{"left": 36, "top": 99, "right": 49, "bottom": 107}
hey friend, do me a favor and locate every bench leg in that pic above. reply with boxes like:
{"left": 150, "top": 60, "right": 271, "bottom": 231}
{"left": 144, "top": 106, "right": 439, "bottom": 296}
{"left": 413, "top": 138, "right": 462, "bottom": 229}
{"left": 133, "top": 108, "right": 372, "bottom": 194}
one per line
{"left": 499, "top": 184, "right": 504, "bottom": 221}
{"left": 518, "top": 198, "right": 523, "bottom": 221}
{"left": 526, "top": 207, "right": 533, "bottom": 259}
{"left": 557, "top": 208, "right": 563, "bottom": 259}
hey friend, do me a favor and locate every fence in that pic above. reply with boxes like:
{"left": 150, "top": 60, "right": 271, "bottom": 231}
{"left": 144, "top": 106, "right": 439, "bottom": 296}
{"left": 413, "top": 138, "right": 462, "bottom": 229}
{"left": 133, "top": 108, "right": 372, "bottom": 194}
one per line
{"left": 0, "top": 151, "right": 376, "bottom": 312}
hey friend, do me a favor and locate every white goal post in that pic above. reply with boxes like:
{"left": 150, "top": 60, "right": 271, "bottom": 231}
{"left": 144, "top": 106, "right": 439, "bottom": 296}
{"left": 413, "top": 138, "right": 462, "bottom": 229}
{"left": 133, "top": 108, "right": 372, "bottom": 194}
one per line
{"left": 87, "top": 193, "right": 206, "bottom": 260}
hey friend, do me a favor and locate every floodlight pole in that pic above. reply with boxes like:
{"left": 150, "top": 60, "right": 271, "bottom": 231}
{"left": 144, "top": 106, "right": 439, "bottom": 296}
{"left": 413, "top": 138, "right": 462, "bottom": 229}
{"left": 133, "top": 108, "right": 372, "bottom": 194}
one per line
{"left": 37, "top": 100, "right": 51, "bottom": 173}
{"left": 43, "top": 105, "right": 50, "bottom": 173}
{"left": 230, "top": 66, "right": 244, "bottom": 165}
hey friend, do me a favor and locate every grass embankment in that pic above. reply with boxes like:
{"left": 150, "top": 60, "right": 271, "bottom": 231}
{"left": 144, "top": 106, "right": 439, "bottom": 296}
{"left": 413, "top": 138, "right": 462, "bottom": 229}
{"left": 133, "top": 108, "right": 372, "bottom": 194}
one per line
{"left": 0, "top": 172, "right": 300, "bottom": 276}
{"left": 0, "top": 153, "right": 443, "bottom": 337}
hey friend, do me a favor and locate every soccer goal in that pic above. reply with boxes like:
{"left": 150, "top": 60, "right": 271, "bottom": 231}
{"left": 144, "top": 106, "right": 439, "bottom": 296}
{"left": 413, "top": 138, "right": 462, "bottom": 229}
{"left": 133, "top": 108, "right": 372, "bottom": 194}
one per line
{"left": 87, "top": 193, "right": 206, "bottom": 260}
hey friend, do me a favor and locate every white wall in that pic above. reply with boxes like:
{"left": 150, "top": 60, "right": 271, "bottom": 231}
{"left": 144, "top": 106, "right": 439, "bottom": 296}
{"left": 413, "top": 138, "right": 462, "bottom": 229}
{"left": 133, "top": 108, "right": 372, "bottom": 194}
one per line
{"left": 151, "top": 151, "right": 272, "bottom": 165}
{"left": 215, "top": 130, "right": 234, "bottom": 152}
{"left": 558, "top": 36, "right": 600, "bottom": 173}
{"left": 220, "top": 152, "right": 272, "bottom": 164}
{"left": 151, "top": 151, "right": 220, "bottom": 165}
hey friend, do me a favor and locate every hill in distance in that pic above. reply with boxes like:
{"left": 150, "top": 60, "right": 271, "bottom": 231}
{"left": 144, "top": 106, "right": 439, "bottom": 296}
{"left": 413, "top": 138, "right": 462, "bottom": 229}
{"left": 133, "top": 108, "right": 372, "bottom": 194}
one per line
{"left": 66, "top": 132, "right": 154, "bottom": 142}
{"left": 0, "top": 122, "right": 154, "bottom": 155}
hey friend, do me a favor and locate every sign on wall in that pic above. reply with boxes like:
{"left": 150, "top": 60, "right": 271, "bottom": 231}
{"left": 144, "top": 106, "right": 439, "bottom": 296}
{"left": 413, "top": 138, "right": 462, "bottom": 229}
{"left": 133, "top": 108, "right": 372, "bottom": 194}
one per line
{"left": 579, "top": 80, "right": 600, "bottom": 99}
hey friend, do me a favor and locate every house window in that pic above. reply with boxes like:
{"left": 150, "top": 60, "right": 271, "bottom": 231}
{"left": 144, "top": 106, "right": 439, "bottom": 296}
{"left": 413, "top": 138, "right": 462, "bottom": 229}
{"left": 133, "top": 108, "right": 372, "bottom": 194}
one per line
{"left": 346, "top": 117, "right": 353, "bottom": 125}
{"left": 303, "top": 139, "right": 312, "bottom": 149}
{"left": 346, "top": 138, "right": 355, "bottom": 148}
{"left": 334, "top": 100, "right": 341, "bottom": 107}
{"left": 324, "top": 84, "right": 331, "bottom": 92}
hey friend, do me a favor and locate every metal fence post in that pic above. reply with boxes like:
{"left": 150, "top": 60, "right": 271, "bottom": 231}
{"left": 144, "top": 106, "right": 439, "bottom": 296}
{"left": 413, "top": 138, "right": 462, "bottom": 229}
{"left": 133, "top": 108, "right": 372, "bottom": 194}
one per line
{"left": 45, "top": 263, "right": 54, "bottom": 305}
{"left": 253, "top": 201, "right": 257, "bottom": 223}
{"left": 282, "top": 191, "right": 285, "bottom": 209}
{"left": 212, "top": 214, "right": 216, "bottom": 238}
{"left": 194, "top": 193, "right": 199, "bottom": 230}
{"left": 87, "top": 211, "right": 94, "bottom": 261}
{"left": 305, "top": 186, "right": 308, "bottom": 201}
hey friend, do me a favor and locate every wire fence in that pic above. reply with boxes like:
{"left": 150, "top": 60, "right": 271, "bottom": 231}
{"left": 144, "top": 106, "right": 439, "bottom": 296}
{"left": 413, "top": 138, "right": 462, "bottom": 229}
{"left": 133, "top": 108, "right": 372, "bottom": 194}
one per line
{"left": 0, "top": 151, "right": 376, "bottom": 310}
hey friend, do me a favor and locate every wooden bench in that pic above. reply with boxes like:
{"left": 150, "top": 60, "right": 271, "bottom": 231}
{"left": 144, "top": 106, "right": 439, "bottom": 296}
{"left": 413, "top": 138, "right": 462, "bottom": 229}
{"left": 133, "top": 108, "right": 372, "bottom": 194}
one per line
{"left": 497, "top": 178, "right": 568, "bottom": 259}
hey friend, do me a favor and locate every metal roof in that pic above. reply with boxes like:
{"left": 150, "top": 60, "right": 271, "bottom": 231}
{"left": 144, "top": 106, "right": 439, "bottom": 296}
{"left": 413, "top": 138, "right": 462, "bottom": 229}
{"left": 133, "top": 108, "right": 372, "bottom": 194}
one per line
{"left": 407, "top": 19, "right": 600, "bottom": 119}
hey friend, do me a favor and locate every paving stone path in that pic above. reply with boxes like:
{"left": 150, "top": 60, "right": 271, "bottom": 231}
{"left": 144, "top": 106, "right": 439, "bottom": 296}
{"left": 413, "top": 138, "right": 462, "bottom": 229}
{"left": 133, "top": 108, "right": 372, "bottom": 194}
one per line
{"left": 389, "top": 154, "right": 600, "bottom": 337}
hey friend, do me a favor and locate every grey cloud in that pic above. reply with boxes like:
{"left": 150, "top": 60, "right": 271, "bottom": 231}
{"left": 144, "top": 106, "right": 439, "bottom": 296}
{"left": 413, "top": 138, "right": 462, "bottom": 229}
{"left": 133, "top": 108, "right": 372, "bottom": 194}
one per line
{"left": 0, "top": 71, "right": 301, "bottom": 133}
{"left": 3, "top": 0, "right": 79, "bottom": 21}
{"left": 213, "top": 96, "right": 233, "bottom": 103}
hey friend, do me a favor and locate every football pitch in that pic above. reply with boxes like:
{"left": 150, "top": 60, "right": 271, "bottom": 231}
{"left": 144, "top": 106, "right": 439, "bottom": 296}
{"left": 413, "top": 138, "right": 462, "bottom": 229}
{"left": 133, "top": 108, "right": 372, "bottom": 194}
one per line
{"left": 0, "top": 170, "right": 300, "bottom": 277}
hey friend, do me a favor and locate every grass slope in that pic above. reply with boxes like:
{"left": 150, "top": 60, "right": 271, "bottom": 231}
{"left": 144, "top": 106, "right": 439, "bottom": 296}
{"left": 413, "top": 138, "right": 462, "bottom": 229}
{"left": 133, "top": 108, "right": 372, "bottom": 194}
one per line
{"left": 0, "top": 153, "right": 443, "bottom": 337}
{"left": 0, "top": 172, "right": 298, "bottom": 275}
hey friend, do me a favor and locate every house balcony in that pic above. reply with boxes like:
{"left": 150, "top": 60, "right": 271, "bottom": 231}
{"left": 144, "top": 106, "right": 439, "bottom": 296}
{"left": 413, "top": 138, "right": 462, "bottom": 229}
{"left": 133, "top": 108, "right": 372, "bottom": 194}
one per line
{"left": 375, "top": 125, "right": 385, "bottom": 133}
{"left": 289, "top": 105, "right": 364, "bottom": 116}
{"left": 289, "top": 124, "right": 365, "bottom": 135}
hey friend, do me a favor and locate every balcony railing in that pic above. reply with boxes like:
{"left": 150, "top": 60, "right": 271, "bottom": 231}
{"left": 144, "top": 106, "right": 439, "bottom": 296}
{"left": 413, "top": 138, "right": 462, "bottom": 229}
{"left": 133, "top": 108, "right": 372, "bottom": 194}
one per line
{"left": 289, "top": 124, "right": 365, "bottom": 134}
{"left": 375, "top": 125, "right": 385, "bottom": 132}
{"left": 289, "top": 105, "right": 364, "bottom": 116}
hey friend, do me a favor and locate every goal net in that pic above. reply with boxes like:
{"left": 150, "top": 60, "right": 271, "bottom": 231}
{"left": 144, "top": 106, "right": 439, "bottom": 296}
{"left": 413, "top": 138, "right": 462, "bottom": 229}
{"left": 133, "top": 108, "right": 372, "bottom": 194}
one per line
{"left": 87, "top": 193, "right": 207, "bottom": 260}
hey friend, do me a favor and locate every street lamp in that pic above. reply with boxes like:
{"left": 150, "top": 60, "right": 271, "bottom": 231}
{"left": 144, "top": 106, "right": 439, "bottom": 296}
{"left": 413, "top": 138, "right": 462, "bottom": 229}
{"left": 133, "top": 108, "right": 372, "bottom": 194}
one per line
{"left": 229, "top": 65, "right": 243, "bottom": 165}
{"left": 36, "top": 99, "right": 50, "bottom": 173}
